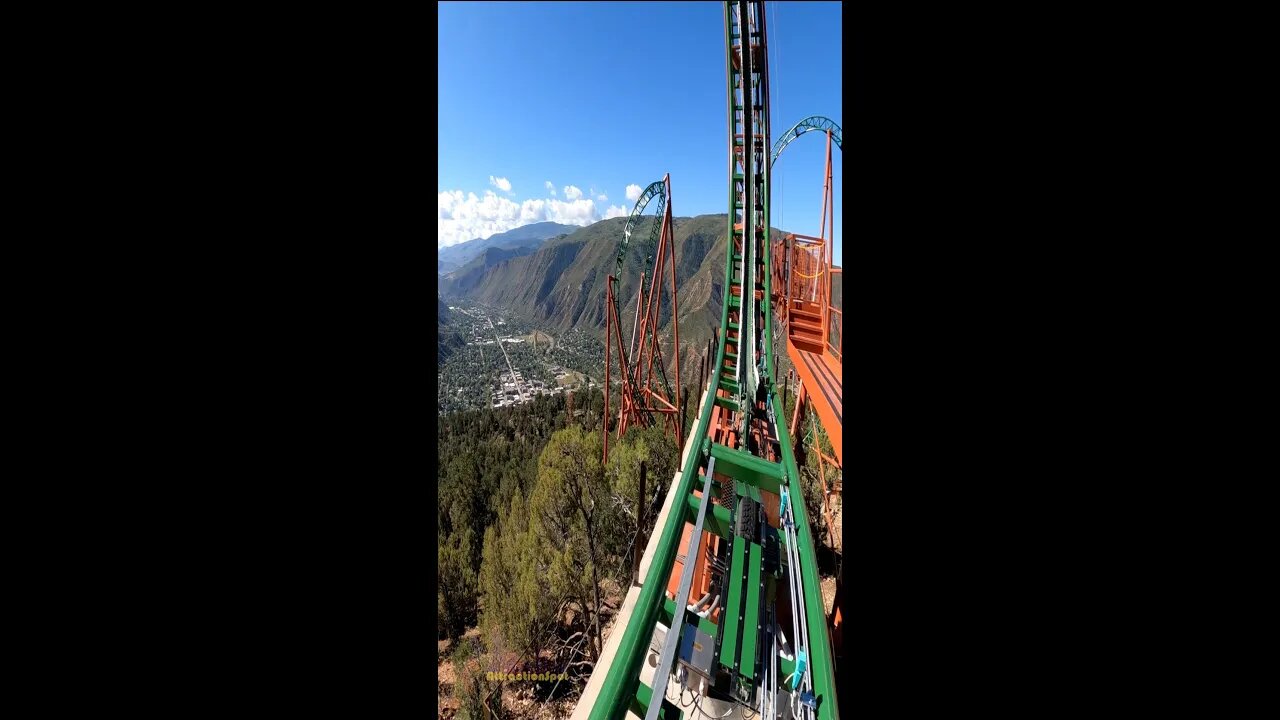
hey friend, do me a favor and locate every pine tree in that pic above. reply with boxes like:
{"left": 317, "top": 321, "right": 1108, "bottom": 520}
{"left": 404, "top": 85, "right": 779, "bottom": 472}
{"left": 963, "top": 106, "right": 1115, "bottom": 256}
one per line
{"left": 529, "top": 427, "right": 610, "bottom": 660}
{"left": 439, "top": 527, "right": 479, "bottom": 640}
{"left": 480, "top": 493, "right": 553, "bottom": 661}
{"left": 605, "top": 425, "right": 681, "bottom": 581}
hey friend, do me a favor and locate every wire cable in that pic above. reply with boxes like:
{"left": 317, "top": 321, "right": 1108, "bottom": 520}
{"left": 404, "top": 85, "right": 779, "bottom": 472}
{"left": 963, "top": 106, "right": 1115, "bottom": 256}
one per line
{"left": 692, "top": 692, "right": 736, "bottom": 719}
{"left": 679, "top": 685, "right": 695, "bottom": 709}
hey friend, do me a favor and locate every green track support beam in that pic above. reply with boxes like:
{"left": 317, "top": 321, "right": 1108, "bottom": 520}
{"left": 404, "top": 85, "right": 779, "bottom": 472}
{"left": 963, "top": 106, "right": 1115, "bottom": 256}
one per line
{"left": 720, "top": 536, "right": 747, "bottom": 665}
{"left": 631, "top": 681, "right": 679, "bottom": 720}
{"left": 684, "top": 493, "right": 734, "bottom": 541}
{"left": 710, "top": 442, "right": 784, "bottom": 495}
{"left": 741, "top": 541, "right": 763, "bottom": 682}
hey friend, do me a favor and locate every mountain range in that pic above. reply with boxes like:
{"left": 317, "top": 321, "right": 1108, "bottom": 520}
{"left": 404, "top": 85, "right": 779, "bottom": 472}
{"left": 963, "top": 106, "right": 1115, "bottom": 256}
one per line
{"left": 437, "top": 221, "right": 577, "bottom": 275}
{"left": 439, "top": 214, "right": 843, "bottom": 373}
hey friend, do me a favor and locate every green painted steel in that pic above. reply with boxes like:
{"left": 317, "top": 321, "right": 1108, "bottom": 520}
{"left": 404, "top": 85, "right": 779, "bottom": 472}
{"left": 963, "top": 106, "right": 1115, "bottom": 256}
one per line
{"left": 586, "top": 275, "right": 733, "bottom": 719}
{"left": 770, "top": 393, "right": 839, "bottom": 715}
{"left": 726, "top": 0, "right": 744, "bottom": 435}
{"left": 760, "top": 6, "right": 777, "bottom": 389}
{"left": 588, "top": 3, "right": 840, "bottom": 718}
{"left": 710, "top": 442, "right": 784, "bottom": 495}
{"left": 737, "top": 1, "right": 759, "bottom": 443}
{"left": 630, "top": 682, "right": 649, "bottom": 718}
{"left": 630, "top": 680, "right": 678, "bottom": 719}
{"left": 770, "top": 115, "right": 843, "bottom": 167}
{"left": 684, "top": 492, "right": 733, "bottom": 540}
{"left": 736, "top": 482, "right": 763, "bottom": 505}
{"left": 660, "top": 597, "right": 720, "bottom": 639}
{"left": 741, "top": 540, "right": 763, "bottom": 681}
{"left": 720, "top": 535, "right": 747, "bottom": 666}
{"left": 614, "top": 180, "right": 667, "bottom": 282}
{"left": 779, "top": 654, "right": 796, "bottom": 680}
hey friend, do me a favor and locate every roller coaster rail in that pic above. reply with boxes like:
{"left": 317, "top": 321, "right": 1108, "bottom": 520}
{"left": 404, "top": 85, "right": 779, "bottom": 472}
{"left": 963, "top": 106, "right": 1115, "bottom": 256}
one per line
{"left": 582, "top": 3, "right": 841, "bottom": 718}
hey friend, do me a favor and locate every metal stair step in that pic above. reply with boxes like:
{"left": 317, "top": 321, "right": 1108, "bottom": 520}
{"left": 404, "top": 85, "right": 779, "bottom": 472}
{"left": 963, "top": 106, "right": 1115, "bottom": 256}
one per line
{"left": 790, "top": 318, "right": 822, "bottom": 334}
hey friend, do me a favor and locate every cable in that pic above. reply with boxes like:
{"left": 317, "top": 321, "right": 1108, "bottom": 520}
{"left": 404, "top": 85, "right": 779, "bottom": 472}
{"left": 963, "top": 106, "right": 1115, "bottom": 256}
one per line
{"left": 692, "top": 692, "right": 736, "bottom": 720}
{"left": 679, "top": 686, "right": 695, "bottom": 709}
{"left": 785, "top": 514, "right": 815, "bottom": 718}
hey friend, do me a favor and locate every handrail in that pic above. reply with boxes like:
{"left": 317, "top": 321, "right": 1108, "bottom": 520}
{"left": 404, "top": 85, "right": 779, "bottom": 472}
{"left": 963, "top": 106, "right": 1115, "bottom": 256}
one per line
{"left": 827, "top": 307, "right": 842, "bottom": 360}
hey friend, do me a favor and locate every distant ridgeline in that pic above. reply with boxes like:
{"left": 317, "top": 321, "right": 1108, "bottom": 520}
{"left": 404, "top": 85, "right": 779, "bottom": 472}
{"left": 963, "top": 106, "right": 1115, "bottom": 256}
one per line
{"left": 437, "top": 214, "right": 817, "bottom": 365}
{"left": 436, "top": 215, "right": 843, "bottom": 378}
{"left": 437, "top": 221, "right": 578, "bottom": 275}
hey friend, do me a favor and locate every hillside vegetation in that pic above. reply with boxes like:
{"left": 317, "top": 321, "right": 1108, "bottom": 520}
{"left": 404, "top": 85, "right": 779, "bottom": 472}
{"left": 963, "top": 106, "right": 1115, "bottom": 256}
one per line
{"left": 440, "top": 214, "right": 796, "bottom": 375}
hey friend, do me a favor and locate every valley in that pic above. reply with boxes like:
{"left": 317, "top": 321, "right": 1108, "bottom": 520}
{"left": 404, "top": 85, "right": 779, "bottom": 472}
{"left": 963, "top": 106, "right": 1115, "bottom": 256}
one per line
{"left": 437, "top": 213, "right": 843, "bottom": 419}
{"left": 437, "top": 302, "right": 605, "bottom": 416}
{"left": 437, "top": 5, "right": 844, "bottom": 718}
{"left": 439, "top": 214, "right": 789, "bottom": 388}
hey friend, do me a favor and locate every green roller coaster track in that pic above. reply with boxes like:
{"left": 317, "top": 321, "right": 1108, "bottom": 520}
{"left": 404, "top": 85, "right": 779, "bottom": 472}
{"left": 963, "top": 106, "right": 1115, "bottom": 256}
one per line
{"left": 771, "top": 115, "right": 842, "bottom": 167}
{"left": 613, "top": 180, "right": 669, "bottom": 285}
{"left": 587, "top": 2, "right": 838, "bottom": 718}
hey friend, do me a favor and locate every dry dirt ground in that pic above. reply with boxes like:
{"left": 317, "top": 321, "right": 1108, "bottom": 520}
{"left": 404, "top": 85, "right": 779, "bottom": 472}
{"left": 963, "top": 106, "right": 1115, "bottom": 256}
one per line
{"left": 825, "top": 476, "right": 843, "bottom": 613}
{"left": 438, "top": 582, "right": 626, "bottom": 720}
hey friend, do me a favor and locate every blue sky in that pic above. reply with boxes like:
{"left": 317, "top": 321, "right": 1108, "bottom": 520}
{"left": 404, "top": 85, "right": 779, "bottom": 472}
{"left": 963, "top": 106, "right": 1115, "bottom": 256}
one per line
{"left": 438, "top": 1, "right": 843, "bottom": 265}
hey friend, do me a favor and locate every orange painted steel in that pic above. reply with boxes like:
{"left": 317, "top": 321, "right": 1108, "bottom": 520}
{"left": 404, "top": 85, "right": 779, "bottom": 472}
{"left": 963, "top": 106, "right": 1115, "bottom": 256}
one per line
{"left": 602, "top": 175, "right": 683, "bottom": 463}
{"left": 774, "top": 128, "right": 843, "bottom": 467}
{"left": 788, "top": 341, "right": 843, "bottom": 467}
{"left": 666, "top": 490, "right": 723, "bottom": 625}
{"left": 771, "top": 126, "right": 845, "bottom": 682}
{"left": 783, "top": 126, "right": 843, "bottom": 579}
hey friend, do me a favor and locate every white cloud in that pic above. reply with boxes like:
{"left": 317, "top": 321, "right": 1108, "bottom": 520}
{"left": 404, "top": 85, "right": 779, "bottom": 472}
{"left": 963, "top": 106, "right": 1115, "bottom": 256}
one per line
{"left": 438, "top": 188, "right": 603, "bottom": 247}
{"left": 437, "top": 190, "right": 523, "bottom": 247}
{"left": 530, "top": 197, "right": 599, "bottom": 226}
{"left": 597, "top": 194, "right": 608, "bottom": 202}
{"left": 554, "top": 199, "right": 599, "bottom": 225}
{"left": 603, "top": 204, "right": 629, "bottom": 220}
{"left": 545, "top": 181, "right": 556, "bottom": 196}
{"left": 563, "top": 185, "right": 583, "bottom": 201}
{"left": 489, "top": 176, "right": 512, "bottom": 193}
{"left": 625, "top": 184, "right": 643, "bottom": 202}
{"left": 519, "top": 199, "right": 545, "bottom": 223}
